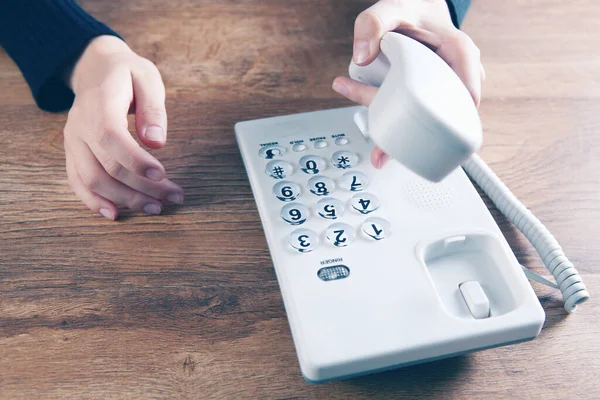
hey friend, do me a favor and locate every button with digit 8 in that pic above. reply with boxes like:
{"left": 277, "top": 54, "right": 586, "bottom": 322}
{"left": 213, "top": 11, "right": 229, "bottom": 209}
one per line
{"left": 308, "top": 175, "right": 335, "bottom": 196}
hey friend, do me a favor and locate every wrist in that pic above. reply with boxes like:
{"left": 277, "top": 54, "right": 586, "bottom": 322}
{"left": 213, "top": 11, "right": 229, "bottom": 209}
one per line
{"left": 67, "top": 35, "right": 131, "bottom": 94}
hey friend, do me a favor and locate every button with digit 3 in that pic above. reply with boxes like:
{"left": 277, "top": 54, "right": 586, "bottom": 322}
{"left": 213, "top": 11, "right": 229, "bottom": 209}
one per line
{"left": 351, "top": 193, "right": 380, "bottom": 214}
{"left": 339, "top": 171, "right": 369, "bottom": 191}
{"left": 361, "top": 217, "right": 391, "bottom": 240}
{"left": 289, "top": 228, "right": 319, "bottom": 253}
{"left": 273, "top": 181, "right": 301, "bottom": 202}
{"left": 317, "top": 198, "right": 345, "bottom": 220}
{"left": 266, "top": 160, "right": 293, "bottom": 179}
{"left": 299, "top": 155, "right": 326, "bottom": 175}
{"left": 326, "top": 223, "right": 355, "bottom": 247}
{"left": 281, "top": 203, "right": 309, "bottom": 225}
{"left": 259, "top": 145, "right": 286, "bottom": 159}
{"left": 308, "top": 175, "right": 335, "bottom": 196}
{"left": 331, "top": 150, "right": 358, "bottom": 169}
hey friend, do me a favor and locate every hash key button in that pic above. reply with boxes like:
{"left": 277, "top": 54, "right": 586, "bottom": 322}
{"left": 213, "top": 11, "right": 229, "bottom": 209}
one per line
{"left": 266, "top": 160, "right": 293, "bottom": 179}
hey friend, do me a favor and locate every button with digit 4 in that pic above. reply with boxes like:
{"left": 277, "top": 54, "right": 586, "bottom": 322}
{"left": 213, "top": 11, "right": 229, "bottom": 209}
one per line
{"left": 326, "top": 223, "right": 355, "bottom": 247}
{"left": 351, "top": 193, "right": 380, "bottom": 214}
{"left": 361, "top": 217, "right": 391, "bottom": 240}
{"left": 273, "top": 181, "right": 301, "bottom": 202}
{"left": 281, "top": 203, "right": 309, "bottom": 225}
{"left": 339, "top": 171, "right": 368, "bottom": 191}
{"left": 299, "top": 155, "right": 326, "bottom": 175}
{"left": 317, "top": 198, "right": 345, "bottom": 220}
{"left": 331, "top": 150, "right": 358, "bottom": 169}
{"left": 289, "top": 228, "right": 319, "bottom": 253}
{"left": 266, "top": 160, "right": 293, "bottom": 179}
{"left": 308, "top": 175, "right": 335, "bottom": 196}
{"left": 259, "top": 145, "right": 286, "bottom": 159}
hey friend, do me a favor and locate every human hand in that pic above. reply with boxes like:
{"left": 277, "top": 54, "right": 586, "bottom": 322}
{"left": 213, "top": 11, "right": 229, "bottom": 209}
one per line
{"left": 332, "top": 0, "right": 484, "bottom": 168}
{"left": 63, "top": 35, "right": 183, "bottom": 220}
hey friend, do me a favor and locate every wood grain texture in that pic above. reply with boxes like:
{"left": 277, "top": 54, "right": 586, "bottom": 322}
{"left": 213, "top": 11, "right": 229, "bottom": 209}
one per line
{"left": 1, "top": 0, "right": 599, "bottom": 398}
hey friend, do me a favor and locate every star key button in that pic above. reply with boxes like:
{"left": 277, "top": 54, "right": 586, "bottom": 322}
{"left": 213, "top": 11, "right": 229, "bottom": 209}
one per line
{"left": 331, "top": 150, "right": 358, "bottom": 169}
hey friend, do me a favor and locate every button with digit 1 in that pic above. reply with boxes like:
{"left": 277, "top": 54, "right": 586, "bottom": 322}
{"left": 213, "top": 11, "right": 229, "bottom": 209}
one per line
{"left": 361, "top": 217, "right": 391, "bottom": 240}
{"left": 273, "top": 181, "right": 301, "bottom": 202}
{"left": 316, "top": 198, "right": 345, "bottom": 220}
{"left": 289, "top": 228, "right": 319, "bottom": 253}
{"left": 326, "top": 223, "right": 355, "bottom": 247}
{"left": 351, "top": 193, "right": 380, "bottom": 214}
{"left": 281, "top": 203, "right": 309, "bottom": 225}
{"left": 308, "top": 176, "right": 335, "bottom": 196}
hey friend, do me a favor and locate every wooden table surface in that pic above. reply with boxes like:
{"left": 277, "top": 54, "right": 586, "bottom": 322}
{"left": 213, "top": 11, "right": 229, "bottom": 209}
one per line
{"left": 1, "top": 0, "right": 599, "bottom": 398}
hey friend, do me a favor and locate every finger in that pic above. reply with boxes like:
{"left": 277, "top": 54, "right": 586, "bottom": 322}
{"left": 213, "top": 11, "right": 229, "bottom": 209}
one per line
{"left": 332, "top": 76, "right": 378, "bottom": 107}
{"left": 370, "top": 146, "right": 392, "bottom": 169}
{"left": 93, "top": 147, "right": 183, "bottom": 204}
{"left": 88, "top": 99, "right": 166, "bottom": 182}
{"left": 66, "top": 150, "right": 118, "bottom": 220}
{"left": 132, "top": 60, "right": 168, "bottom": 149}
{"left": 436, "top": 30, "right": 483, "bottom": 106}
{"left": 353, "top": 1, "right": 419, "bottom": 65}
{"left": 67, "top": 141, "right": 164, "bottom": 215}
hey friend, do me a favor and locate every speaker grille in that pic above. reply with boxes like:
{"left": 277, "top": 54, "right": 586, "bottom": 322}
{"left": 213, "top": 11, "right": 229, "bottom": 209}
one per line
{"left": 405, "top": 178, "right": 454, "bottom": 211}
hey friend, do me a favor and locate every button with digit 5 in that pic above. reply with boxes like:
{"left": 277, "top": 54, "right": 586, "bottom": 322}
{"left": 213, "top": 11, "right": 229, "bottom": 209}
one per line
{"left": 317, "top": 198, "right": 345, "bottom": 220}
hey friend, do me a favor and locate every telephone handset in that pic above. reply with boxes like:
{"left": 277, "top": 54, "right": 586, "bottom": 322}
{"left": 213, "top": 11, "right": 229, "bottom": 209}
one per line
{"left": 349, "top": 32, "right": 588, "bottom": 312}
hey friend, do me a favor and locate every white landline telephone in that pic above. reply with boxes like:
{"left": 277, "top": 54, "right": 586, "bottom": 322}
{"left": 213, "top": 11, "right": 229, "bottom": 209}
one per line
{"left": 234, "top": 32, "right": 589, "bottom": 383}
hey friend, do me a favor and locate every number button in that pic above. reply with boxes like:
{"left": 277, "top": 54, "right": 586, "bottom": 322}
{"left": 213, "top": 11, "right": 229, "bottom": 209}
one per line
{"left": 308, "top": 176, "right": 335, "bottom": 196}
{"left": 331, "top": 151, "right": 358, "bottom": 169}
{"left": 316, "top": 198, "right": 345, "bottom": 220}
{"left": 281, "top": 203, "right": 309, "bottom": 225}
{"left": 299, "top": 155, "right": 326, "bottom": 175}
{"left": 326, "top": 223, "right": 355, "bottom": 247}
{"left": 259, "top": 145, "right": 286, "bottom": 159}
{"left": 273, "top": 181, "right": 300, "bottom": 202}
{"left": 266, "top": 160, "right": 293, "bottom": 179}
{"left": 339, "top": 171, "right": 369, "bottom": 191}
{"left": 351, "top": 193, "right": 380, "bottom": 214}
{"left": 289, "top": 228, "right": 319, "bottom": 253}
{"left": 361, "top": 217, "right": 391, "bottom": 241}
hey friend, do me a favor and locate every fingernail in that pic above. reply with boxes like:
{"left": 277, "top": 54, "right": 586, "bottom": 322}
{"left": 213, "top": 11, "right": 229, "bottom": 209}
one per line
{"left": 167, "top": 193, "right": 183, "bottom": 204}
{"left": 145, "top": 168, "right": 163, "bottom": 181}
{"left": 332, "top": 81, "right": 349, "bottom": 97}
{"left": 99, "top": 208, "right": 115, "bottom": 220}
{"left": 144, "top": 125, "right": 165, "bottom": 142}
{"left": 143, "top": 203, "right": 162, "bottom": 215}
{"left": 353, "top": 40, "right": 370, "bottom": 64}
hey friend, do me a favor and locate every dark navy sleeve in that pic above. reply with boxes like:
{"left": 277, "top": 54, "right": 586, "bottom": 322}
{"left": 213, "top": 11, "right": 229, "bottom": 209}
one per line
{"left": 446, "top": 0, "right": 472, "bottom": 28}
{"left": 0, "top": 0, "right": 122, "bottom": 112}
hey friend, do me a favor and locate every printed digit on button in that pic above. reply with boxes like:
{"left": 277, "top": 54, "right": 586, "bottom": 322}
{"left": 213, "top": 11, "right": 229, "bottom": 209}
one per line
{"left": 273, "top": 181, "right": 301, "bottom": 202}
{"left": 331, "top": 150, "right": 358, "bottom": 169}
{"left": 308, "top": 176, "right": 335, "bottom": 196}
{"left": 316, "top": 198, "right": 345, "bottom": 220}
{"left": 281, "top": 203, "right": 309, "bottom": 225}
{"left": 299, "top": 155, "right": 326, "bottom": 175}
{"left": 326, "top": 223, "right": 355, "bottom": 247}
{"left": 289, "top": 228, "right": 319, "bottom": 253}
{"left": 339, "top": 171, "right": 369, "bottom": 191}
{"left": 266, "top": 160, "right": 293, "bottom": 179}
{"left": 361, "top": 217, "right": 391, "bottom": 241}
{"left": 351, "top": 193, "right": 379, "bottom": 214}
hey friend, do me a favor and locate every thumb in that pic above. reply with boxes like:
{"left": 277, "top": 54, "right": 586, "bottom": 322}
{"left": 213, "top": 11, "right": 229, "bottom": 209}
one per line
{"left": 132, "top": 61, "right": 168, "bottom": 149}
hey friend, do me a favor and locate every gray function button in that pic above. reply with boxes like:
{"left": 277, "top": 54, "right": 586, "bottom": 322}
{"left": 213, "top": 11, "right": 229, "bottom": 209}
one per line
{"left": 332, "top": 150, "right": 358, "bottom": 169}
{"left": 289, "top": 228, "right": 319, "bottom": 253}
{"left": 281, "top": 203, "right": 309, "bottom": 225}
{"left": 308, "top": 176, "right": 335, "bottom": 196}
{"left": 339, "top": 171, "right": 369, "bottom": 192}
{"left": 292, "top": 143, "right": 307, "bottom": 152}
{"left": 351, "top": 193, "right": 380, "bottom": 214}
{"left": 326, "top": 223, "right": 355, "bottom": 247}
{"left": 259, "top": 145, "right": 286, "bottom": 159}
{"left": 273, "top": 181, "right": 301, "bottom": 202}
{"left": 361, "top": 217, "right": 391, "bottom": 241}
{"left": 314, "top": 140, "right": 328, "bottom": 149}
{"left": 335, "top": 137, "right": 349, "bottom": 146}
{"left": 317, "top": 198, "right": 345, "bottom": 220}
{"left": 266, "top": 160, "right": 293, "bottom": 179}
{"left": 318, "top": 265, "right": 350, "bottom": 281}
{"left": 299, "top": 155, "right": 327, "bottom": 175}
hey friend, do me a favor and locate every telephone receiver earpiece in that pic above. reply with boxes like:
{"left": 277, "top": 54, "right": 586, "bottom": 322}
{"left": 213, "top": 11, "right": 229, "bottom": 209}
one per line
{"left": 348, "top": 32, "right": 482, "bottom": 182}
